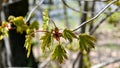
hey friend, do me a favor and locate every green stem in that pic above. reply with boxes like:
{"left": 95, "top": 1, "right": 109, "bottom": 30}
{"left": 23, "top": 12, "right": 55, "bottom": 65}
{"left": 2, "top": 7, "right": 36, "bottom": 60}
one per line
{"left": 29, "top": 30, "right": 49, "bottom": 37}
{"left": 49, "top": 19, "right": 57, "bottom": 28}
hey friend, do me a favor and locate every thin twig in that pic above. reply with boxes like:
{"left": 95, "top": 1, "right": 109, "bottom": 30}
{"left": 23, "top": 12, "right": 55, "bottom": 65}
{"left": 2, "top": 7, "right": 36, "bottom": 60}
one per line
{"left": 39, "top": 57, "right": 51, "bottom": 68}
{"left": 91, "top": 58, "right": 120, "bottom": 68}
{"left": 89, "top": 0, "right": 96, "bottom": 32}
{"left": 90, "top": 7, "right": 120, "bottom": 34}
{"left": 72, "top": 0, "right": 117, "bottom": 32}
{"left": 25, "top": 0, "right": 44, "bottom": 23}
{"left": 72, "top": 52, "right": 81, "bottom": 68}
{"left": 61, "top": 0, "right": 80, "bottom": 12}
{"left": 49, "top": 19, "right": 57, "bottom": 28}
{"left": 77, "top": 0, "right": 108, "bottom": 2}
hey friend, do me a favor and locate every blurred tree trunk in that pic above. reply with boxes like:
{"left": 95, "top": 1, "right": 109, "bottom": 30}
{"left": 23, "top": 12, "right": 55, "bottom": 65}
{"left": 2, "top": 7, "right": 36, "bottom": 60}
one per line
{"left": 0, "top": 43, "right": 3, "bottom": 68}
{"left": 3, "top": 0, "right": 38, "bottom": 67}
{"left": 87, "top": 1, "right": 96, "bottom": 68}
{"left": 78, "top": 1, "right": 89, "bottom": 68}
{"left": 89, "top": 0, "right": 96, "bottom": 32}
{"left": 80, "top": 1, "right": 88, "bottom": 33}
{"left": 0, "top": 0, "right": 3, "bottom": 67}
{"left": 63, "top": 2, "right": 70, "bottom": 28}
{"left": 0, "top": 0, "right": 2, "bottom": 25}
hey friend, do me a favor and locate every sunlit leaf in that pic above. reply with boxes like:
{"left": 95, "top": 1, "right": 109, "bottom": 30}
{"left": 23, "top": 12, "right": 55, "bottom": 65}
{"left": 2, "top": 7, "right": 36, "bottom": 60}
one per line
{"left": 13, "top": 16, "right": 25, "bottom": 26}
{"left": 16, "top": 26, "right": 23, "bottom": 33}
{"left": 0, "top": 35, "right": 4, "bottom": 40}
{"left": 42, "top": 9, "right": 49, "bottom": 30}
{"left": 114, "top": 0, "right": 120, "bottom": 6}
{"left": 0, "top": 25, "right": 9, "bottom": 40}
{"left": 30, "top": 20, "right": 39, "bottom": 29}
{"left": 16, "top": 25, "right": 28, "bottom": 34}
{"left": 62, "top": 29, "right": 77, "bottom": 43}
{"left": 78, "top": 34, "right": 96, "bottom": 51}
{"left": 26, "top": 28, "right": 34, "bottom": 35}
{"left": 79, "top": 38, "right": 86, "bottom": 51}
{"left": 24, "top": 35, "right": 32, "bottom": 58}
{"left": 8, "top": 16, "right": 15, "bottom": 21}
{"left": 40, "top": 32, "right": 53, "bottom": 52}
{"left": 51, "top": 44, "right": 67, "bottom": 63}
{"left": 12, "top": 16, "right": 29, "bottom": 33}
{"left": 2, "top": 21, "right": 8, "bottom": 27}
{"left": 107, "top": 12, "right": 120, "bottom": 25}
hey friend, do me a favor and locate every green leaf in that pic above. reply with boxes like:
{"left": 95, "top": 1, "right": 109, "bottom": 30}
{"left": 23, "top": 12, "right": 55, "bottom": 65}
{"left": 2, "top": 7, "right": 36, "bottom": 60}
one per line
{"left": 12, "top": 16, "right": 28, "bottom": 33}
{"left": 13, "top": 16, "right": 25, "bottom": 26}
{"left": 24, "top": 35, "right": 32, "bottom": 58}
{"left": 78, "top": 34, "right": 96, "bottom": 51}
{"left": 8, "top": 16, "right": 15, "bottom": 21}
{"left": 114, "top": 0, "right": 120, "bottom": 6}
{"left": 107, "top": 12, "right": 120, "bottom": 24}
{"left": 0, "top": 35, "right": 4, "bottom": 40}
{"left": 40, "top": 32, "right": 53, "bottom": 52}
{"left": 2, "top": 21, "right": 8, "bottom": 27}
{"left": 79, "top": 38, "right": 86, "bottom": 51}
{"left": 30, "top": 20, "right": 39, "bottom": 29}
{"left": 62, "top": 29, "right": 77, "bottom": 43}
{"left": 51, "top": 44, "right": 67, "bottom": 63}
{"left": 16, "top": 25, "right": 28, "bottom": 34}
{"left": 42, "top": 9, "right": 49, "bottom": 30}
{"left": 0, "top": 25, "right": 9, "bottom": 40}
{"left": 26, "top": 28, "right": 34, "bottom": 35}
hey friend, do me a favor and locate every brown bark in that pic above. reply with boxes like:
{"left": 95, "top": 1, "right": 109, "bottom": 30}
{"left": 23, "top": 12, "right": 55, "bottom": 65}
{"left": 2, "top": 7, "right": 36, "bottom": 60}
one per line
{"left": 78, "top": 1, "right": 89, "bottom": 68}
{"left": 3, "top": 0, "right": 38, "bottom": 67}
{"left": 89, "top": 0, "right": 96, "bottom": 32}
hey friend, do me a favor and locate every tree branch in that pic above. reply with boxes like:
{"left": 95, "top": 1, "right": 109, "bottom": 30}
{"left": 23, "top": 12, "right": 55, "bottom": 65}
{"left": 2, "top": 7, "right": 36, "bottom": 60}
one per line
{"left": 61, "top": 0, "right": 80, "bottom": 12}
{"left": 72, "top": 0, "right": 117, "bottom": 32}
{"left": 39, "top": 57, "right": 51, "bottom": 68}
{"left": 77, "top": 0, "right": 108, "bottom": 2}
{"left": 49, "top": 19, "right": 57, "bottom": 28}
{"left": 72, "top": 52, "right": 81, "bottom": 68}
{"left": 91, "top": 58, "right": 120, "bottom": 68}
{"left": 90, "top": 7, "right": 120, "bottom": 34}
{"left": 25, "top": 0, "right": 44, "bottom": 23}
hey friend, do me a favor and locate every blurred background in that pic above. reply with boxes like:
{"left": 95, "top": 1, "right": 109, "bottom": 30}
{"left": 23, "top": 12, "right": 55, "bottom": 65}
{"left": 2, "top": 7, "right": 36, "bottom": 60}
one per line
{"left": 0, "top": 0, "right": 120, "bottom": 68}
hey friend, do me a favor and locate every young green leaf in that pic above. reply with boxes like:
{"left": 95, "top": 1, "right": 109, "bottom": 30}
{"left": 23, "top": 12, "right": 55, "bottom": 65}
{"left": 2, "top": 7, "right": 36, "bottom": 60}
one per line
{"left": 62, "top": 29, "right": 77, "bottom": 43}
{"left": 0, "top": 23, "right": 9, "bottom": 40}
{"left": 11, "top": 16, "right": 28, "bottom": 33}
{"left": 107, "top": 12, "right": 120, "bottom": 25}
{"left": 0, "top": 29, "right": 4, "bottom": 40}
{"left": 0, "top": 35, "right": 4, "bottom": 40}
{"left": 40, "top": 32, "right": 53, "bottom": 52}
{"left": 51, "top": 44, "right": 67, "bottom": 63}
{"left": 29, "top": 20, "right": 39, "bottom": 29}
{"left": 78, "top": 34, "right": 96, "bottom": 51}
{"left": 8, "top": 16, "right": 15, "bottom": 21}
{"left": 13, "top": 16, "right": 25, "bottom": 26}
{"left": 26, "top": 28, "right": 34, "bottom": 36}
{"left": 42, "top": 9, "right": 49, "bottom": 30}
{"left": 16, "top": 25, "right": 28, "bottom": 34}
{"left": 79, "top": 38, "right": 86, "bottom": 51}
{"left": 24, "top": 35, "right": 32, "bottom": 58}
{"left": 114, "top": 0, "right": 120, "bottom": 6}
